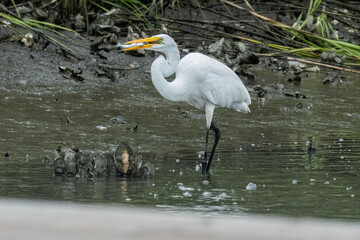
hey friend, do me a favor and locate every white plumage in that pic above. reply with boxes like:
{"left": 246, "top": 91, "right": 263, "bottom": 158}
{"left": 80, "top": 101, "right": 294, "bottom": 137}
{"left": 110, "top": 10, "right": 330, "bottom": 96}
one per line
{"left": 122, "top": 34, "right": 251, "bottom": 175}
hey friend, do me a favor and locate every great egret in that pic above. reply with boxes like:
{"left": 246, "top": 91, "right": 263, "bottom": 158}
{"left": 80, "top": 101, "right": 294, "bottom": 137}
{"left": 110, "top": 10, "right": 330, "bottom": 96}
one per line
{"left": 121, "top": 34, "right": 251, "bottom": 175}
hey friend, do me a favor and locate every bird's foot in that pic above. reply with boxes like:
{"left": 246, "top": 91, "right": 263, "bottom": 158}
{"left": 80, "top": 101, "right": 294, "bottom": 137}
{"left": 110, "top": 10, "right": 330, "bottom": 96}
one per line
{"left": 201, "top": 172, "right": 211, "bottom": 181}
{"left": 201, "top": 157, "right": 207, "bottom": 176}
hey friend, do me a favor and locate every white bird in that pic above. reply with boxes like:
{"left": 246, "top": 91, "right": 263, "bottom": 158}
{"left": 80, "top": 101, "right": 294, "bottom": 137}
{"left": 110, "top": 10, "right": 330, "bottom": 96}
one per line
{"left": 121, "top": 34, "right": 251, "bottom": 175}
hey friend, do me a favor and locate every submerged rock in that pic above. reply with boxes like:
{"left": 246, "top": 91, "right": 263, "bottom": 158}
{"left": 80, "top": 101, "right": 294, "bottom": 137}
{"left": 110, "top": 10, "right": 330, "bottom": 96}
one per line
{"left": 139, "top": 161, "right": 155, "bottom": 178}
{"left": 92, "top": 153, "right": 108, "bottom": 176}
{"left": 64, "top": 151, "right": 77, "bottom": 176}
{"left": 76, "top": 152, "right": 92, "bottom": 178}
{"left": 113, "top": 143, "right": 152, "bottom": 177}
{"left": 284, "top": 91, "right": 307, "bottom": 99}
{"left": 53, "top": 150, "right": 66, "bottom": 176}
{"left": 106, "top": 153, "right": 117, "bottom": 176}
{"left": 114, "top": 142, "right": 133, "bottom": 175}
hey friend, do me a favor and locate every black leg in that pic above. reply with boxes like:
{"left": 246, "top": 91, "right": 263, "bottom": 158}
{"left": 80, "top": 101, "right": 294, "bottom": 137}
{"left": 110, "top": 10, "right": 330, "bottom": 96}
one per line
{"left": 206, "top": 122, "right": 221, "bottom": 174}
{"left": 202, "top": 128, "right": 210, "bottom": 176}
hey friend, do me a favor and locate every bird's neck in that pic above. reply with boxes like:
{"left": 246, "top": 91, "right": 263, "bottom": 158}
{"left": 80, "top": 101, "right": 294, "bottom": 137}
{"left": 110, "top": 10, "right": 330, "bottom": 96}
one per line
{"left": 160, "top": 48, "right": 180, "bottom": 77}
{"left": 151, "top": 51, "right": 184, "bottom": 102}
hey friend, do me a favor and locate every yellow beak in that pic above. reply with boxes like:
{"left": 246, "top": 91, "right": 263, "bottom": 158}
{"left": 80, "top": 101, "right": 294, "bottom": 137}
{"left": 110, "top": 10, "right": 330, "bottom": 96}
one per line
{"left": 122, "top": 36, "right": 162, "bottom": 51}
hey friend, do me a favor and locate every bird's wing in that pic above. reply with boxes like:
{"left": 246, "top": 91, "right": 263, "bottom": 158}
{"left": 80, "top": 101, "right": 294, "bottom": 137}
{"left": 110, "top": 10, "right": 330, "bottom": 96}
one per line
{"left": 200, "top": 58, "right": 251, "bottom": 109}
{"left": 176, "top": 53, "right": 251, "bottom": 110}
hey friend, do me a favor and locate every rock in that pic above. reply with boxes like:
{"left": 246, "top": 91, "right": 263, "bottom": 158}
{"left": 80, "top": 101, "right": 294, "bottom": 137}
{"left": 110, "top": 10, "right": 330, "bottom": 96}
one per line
{"left": 60, "top": 146, "right": 73, "bottom": 158}
{"left": 76, "top": 152, "right": 92, "bottom": 178}
{"left": 89, "top": 12, "right": 121, "bottom": 36}
{"left": 53, "top": 150, "right": 66, "bottom": 176}
{"left": 114, "top": 142, "right": 133, "bottom": 175}
{"left": 92, "top": 153, "right": 108, "bottom": 176}
{"left": 64, "top": 151, "right": 77, "bottom": 176}
{"left": 139, "top": 161, "right": 155, "bottom": 178}
{"left": 235, "top": 42, "right": 247, "bottom": 53}
{"left": 305, "top": 66, "right": 320, "bottom": 72}
{"left": 208, "top": 38, "right": 224, "bottom": 57}
{"left": 288, "top": 61, "right": 306, "bottom": 69}
{"left": 74, "top": 14, "right": 85, "bottom": 30}
{"left": 35, "top": 8, "right": 48, "bottom": 19}
{"left": 321, "top": 51, "right": 345, "bottom": 64}
{"left": 123, "top": 156, "right": 142, "bottom": 178}
{"left": 17, "top": 6, "right": 33, "bottom": 15}
{"left": 105, "top": 153, "right": 117, "bottom": 176}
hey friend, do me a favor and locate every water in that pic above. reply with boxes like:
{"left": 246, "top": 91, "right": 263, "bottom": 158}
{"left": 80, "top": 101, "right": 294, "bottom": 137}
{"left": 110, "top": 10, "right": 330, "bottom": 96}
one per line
{"left": 0, "top": 66, "right": 359, "bottom": 220}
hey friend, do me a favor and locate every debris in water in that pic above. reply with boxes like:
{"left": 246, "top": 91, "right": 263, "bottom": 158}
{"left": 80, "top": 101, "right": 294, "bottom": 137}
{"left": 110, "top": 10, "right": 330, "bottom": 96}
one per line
{"left": 218, "top": 193, "right": 227, "bottom": 199}
{"left": 246, "top": 182, "right": 257, "bottom": 190}
{"left": 323, "top": 71, "right": 344, "bottom": 85}
{"left": 183, "top": 191, "right": 192, "bottom": 197}
{"left": 179, "top": 110, "right": 190, "bottom": 118}
{"left": 109, "top": 115, "right": 125, "bottom": 125}
{"left": 96, "top": 125, "right": 107, "bottom": 131}
{"left": 284, "top": 91, "right": 306, "bottom": 99}
{"left": 195, "top": 164, "right": 201, "bottom": 172}
{"left": 202, "top": 180, "right": 209, "bottom": 185}
{"left": 308, "top": 138, "right": 316, "bottom": 155}
{"left": 203, "top": 191, "right": 212, "bottom": 198}
{"left": 179, "top": 185, "right": 194, "bottom": 191}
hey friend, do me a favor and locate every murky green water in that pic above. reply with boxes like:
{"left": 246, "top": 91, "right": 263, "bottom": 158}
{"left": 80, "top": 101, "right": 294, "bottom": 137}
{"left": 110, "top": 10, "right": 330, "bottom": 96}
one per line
{"left": 1, "top": 67, "right": 359, "bottom": 219}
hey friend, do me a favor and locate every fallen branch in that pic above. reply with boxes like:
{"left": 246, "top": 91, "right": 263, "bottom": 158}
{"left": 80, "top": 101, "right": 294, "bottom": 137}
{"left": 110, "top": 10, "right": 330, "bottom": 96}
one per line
{"left": 157, "top": 16, "right": 301, "bottom": 48}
